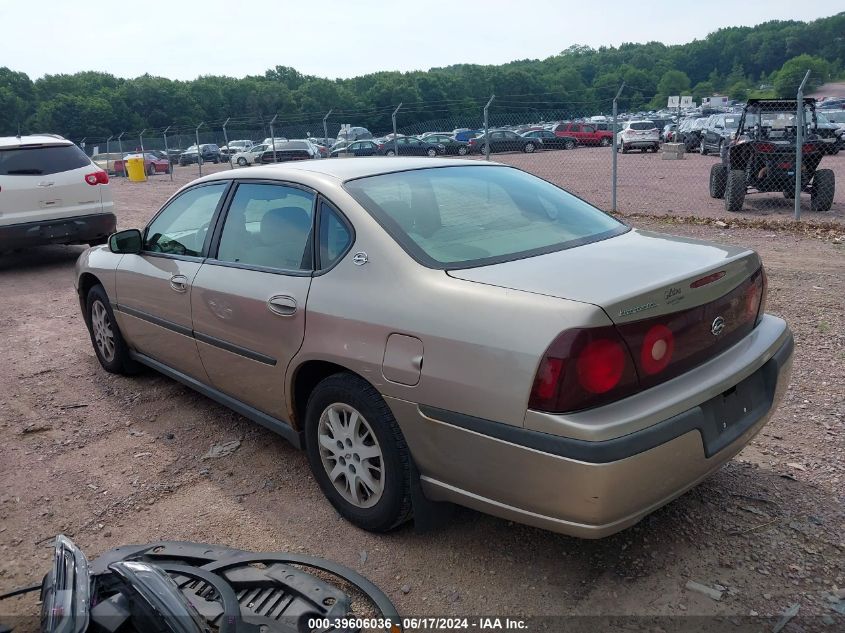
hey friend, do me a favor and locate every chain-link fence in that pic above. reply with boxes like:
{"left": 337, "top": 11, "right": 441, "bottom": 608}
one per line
{"left": 68, "top": 90, "right": 845, "bottom": 224}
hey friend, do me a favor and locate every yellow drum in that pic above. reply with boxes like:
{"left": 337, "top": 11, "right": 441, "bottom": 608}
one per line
{"left": 126, "top": 156, "right": 147, "bottom": 182}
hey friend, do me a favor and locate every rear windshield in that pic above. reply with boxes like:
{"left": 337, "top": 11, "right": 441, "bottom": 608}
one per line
{"left": 0, "top": 144, "right": 91, "bottom": 176}
{"left": 628, "top": 121, "right": 656, "bottom": 130}
{"left": 344, "top": 165, "right": 626, "bottom": 269}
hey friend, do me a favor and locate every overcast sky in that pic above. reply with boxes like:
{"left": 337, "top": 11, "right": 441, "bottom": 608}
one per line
{"left": 0, "top": 1, "right": 837, "bottom": 81}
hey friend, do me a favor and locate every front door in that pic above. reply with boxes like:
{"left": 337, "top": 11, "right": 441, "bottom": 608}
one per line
{"left": 114, "top": 181, "right": 229, "bottom": 382}
{"left": 190, "top": 181, "right": 316, "bottom": 419}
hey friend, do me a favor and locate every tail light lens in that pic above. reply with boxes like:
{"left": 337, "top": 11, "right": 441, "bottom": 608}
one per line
{"left": 802, "top": 143, "right": 817, "bottom": 153}
{"left": 756, "top": 142, "right": 775, "bottom": 153}
{"left": 84, "top": 171, "right": 109, "bottom": 185}
{"left": 529, "top": 267, "right": 767, "bottom": 413}
{"left": 528, "top": 326, "right": 639, "bottom": 413}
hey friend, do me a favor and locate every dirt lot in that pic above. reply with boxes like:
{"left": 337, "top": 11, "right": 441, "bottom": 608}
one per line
{"left": 1, "top": 163, "right": 844, "bottom": 631}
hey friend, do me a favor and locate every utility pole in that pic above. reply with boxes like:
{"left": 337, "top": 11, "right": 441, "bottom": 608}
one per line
{"left": 483, "top": 95, "right": 495, "bottom": 161}
{"left": 269, "top": 115, "right": 278, "bottom": 163}
{"left": 392, "top": 103, "right": 402, "bottom": 156}
{"left": 611, "top": 82, "right": 625, "bottom": 212}
{"left": 794, "top": 69, "right": 811, "bottom": 221}
{"left": 195, "top": 122, "right": 205, "bottom": 176}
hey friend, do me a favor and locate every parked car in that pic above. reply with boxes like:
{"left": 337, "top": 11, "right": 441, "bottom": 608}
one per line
{"left": 114, "top": 152, "right": 171, "bottom": 176}
{"left": 552, "top": 122, "right": 614, "bottom": 147}
{"left": 259, "top": 140, "right": 321, "bottom": 163}
{"left": 164, "top": 148, "right": 183, "bottom": 165}
{"left": 699, "top": 113, "right": 740, "bottom": 155}
{"left": 378, "top": 136, "right": 443, "bottom": 157}
{"left": 818, "top": 98, "right": 845, "bottom": 110}
{"left": 452, "top": 128, "right": 483, "bottom": 142}
{"left": 91, "top": 152, "right": 123, "bottom": 174}
{"left": 261, "top": 137, "right": 288, "bottom": 147}
{"left": 417, "top": 133, "right": 470, "bottom": 155}
{"left": 469, "top": 130, "right": 539, "bottom": 154}
{"left": 0, "top": 134, "right": 114, "bottom": 250}
{"left": 337, "top": 126, "right": 373, "bottom": 142}
{"left": 331, "top": 140, "right": 380, "bottom": 157}
{"left": 221, "top": 140, "right": 254, "bottom": 160}
{"left": 232, "top": 143, "right": 268, "bottom": 166}
{"left": 308, "top": 138, "right": 332, "bottom": 158}
{"left": 709, "top": 99, "right": 834, "bottom": 212}
{"left": 179, "top": 144, "right": 221, "bottom": 166}
{"left": 77, "top": 157, "right": 793, "bottom": 537}
{"left": 617, "top": 121, "right": 660, "bottom": 153}
{"left": 814, "top": 113, "right": 843, "bottom": 154}
{"left": 521, "top": 129, "right": 578, "bottom": 150}
{"left": 681, "top": 117, "right": 708, "bottom": 151}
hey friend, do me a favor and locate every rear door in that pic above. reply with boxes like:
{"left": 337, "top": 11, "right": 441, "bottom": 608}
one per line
{"left": 190, "top": 181, "right": 317, "bottom": 419}
{"left": 0, "top": 142, "right": 105, "bottom": 226}
{"left": 114, "top": 181, "right": 229, "bottom": 382}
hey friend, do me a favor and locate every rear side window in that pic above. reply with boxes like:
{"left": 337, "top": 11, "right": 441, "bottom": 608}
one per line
{"left": 0, "top": 144, "right": 91, "bottom": 176}
{"left": 318, "top": 201, "right": 352, "bottom": 269}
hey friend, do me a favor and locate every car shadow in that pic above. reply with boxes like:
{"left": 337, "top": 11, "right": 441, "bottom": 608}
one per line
{"left": 0, "top": 244, "right": 87, "bottom": 273}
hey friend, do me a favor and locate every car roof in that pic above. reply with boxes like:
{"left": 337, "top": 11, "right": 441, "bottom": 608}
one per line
{"left": 197, "top": 157, "right": 501, "bottom": 183}
{"left": 0, "top": 134, "right": 71, "bottom": 149}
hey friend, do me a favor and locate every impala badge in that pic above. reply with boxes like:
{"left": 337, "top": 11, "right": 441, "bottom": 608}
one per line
{"left": 711, "top": 316, "right": 726, "bottom": 336}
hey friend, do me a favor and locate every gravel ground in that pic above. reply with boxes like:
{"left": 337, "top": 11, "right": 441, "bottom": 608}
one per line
{"left": 0, "top": 164, "right": 843, "bottom": 631}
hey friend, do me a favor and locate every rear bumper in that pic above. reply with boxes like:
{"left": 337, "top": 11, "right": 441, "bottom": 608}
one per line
{"left": 623, "top": 139, "right": 660, "bottom": 147}
{"left": 0, "top": 212, "right": 116, "bottom": 250}
{"left": 389, "top": 316, "right": 793, "bottom": 538}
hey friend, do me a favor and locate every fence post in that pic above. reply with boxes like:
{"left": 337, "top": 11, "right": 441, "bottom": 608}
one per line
{"left": 794, "top": 70, "right": 811, "bottom": 221}
{"left": 323, "top": 109, "right": 332, "bottom": 150}
{"left": 105, "top": 135, "right": 113, "bottom": 175}
{"left": 269, "top": 115, "right": 278, "bottom": 163}
{"left": 483, "top": 95, "right": 495, "bottom": 160}
{"left": 139, "top": 129, "right": 146, "bottom": 157}
{"left": 195, "top": 122, "right": 205, "bottom": 176}
{"left": 222, "top": 117, "right": 232, "bottom": 168}
{"left": 117, "top": 132, "right": 126, "bottom": 178}
{"left": 163, "top": 126, "right": 173, "bottom": 182}
{"left": 611, "top": 82, "right": 625, "bottom": 213}
{"left": 392, "top": 103, "right": 403, "bottom": 156}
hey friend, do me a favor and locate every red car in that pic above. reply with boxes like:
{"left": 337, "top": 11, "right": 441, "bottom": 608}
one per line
{"left": 551, "top": 122, "right": 614, "bottom": 147}
{"left": 113, "top": 152, "right": 171, "bottom": 176}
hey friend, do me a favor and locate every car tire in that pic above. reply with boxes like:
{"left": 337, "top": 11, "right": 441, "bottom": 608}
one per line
{"left": 86, "top": 284, "right": 140, "bottom": 375}
{"left": 212, "top": 157, "right": 219, "bottom": 164}
{"left": 237, "top": 157, "right": 247, "bottom": 166}
{"left": 709, "top": 164, "right": 728, "bottom": 199}
{"left": 457, "top": 145, "right": 468, "bottom": 156}
{"left": 600, "top": 137, "right": 611, "bottom": 147}
{"left": 783, "top": 188, "right": 795, "bottom": 200}
{"left": 811, "top": 169, "right": 835, "bottom": 212}
{"left": 304, "top": 373, "right": 413, "bottom": 532}
{"left": 147, "top": 163, "right": 156, "bottom": 176}
{"left": 564, "top": 140, "right": 575, "bottom": 150}
{"left": 385, "top": 150, "right": 396, "bottom": 156}
{"left": 622, "top": 144, "right": 629, "bottom": 154}
{"left": 652, "top": 145, "right": 659, "bottom": 153}
{"left": 426, "top": 148, "right": 437, "bottom": 157}
{"left": 724, "top": 169, "right": 746, "bottom": 212}
{"left": 479, "top": 143, "right": 489, "bottom": 155}
{"left": 700, "top": 140, "right": 708, "bottom": 155}
{"left": 523, "top": 142, "right": 536, "bottom": 153}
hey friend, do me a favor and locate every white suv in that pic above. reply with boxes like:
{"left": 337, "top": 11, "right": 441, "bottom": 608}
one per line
{"left": 617, "top": 120, "right": 660, "bottom": 153}
{"left": 0, "top": 135, "right": 115, "bottom": 250}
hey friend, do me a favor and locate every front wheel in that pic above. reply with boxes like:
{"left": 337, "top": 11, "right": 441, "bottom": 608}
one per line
{"left": 564, "top": 140, "right": 575, "bottom": 150}
{"left": 724, "top": 169, "right": 746, "bottom": 212}
{"left": 457, "top": 145, "right": 468, "bottom": 156}
{"left": 237, "top": 157, "right": 247, "bottom": 166}
{"left": 147, "top": 163, "right": 156, "bottom": 176}
{"left": 600, "top": 137, "right": 611, "bottom": 147}
{"left": 811, "top": 169, "right": 835, "bottom": 212}
{"left": 426, "top": 148, "right": 437, "bottom": 157}
{"left": 305, "top": 373, "right": 413, "bottom": 532}
{"left": 385, "top": 150, "right": 396, "bottom": 156}
{"left": 709, "top": 164, "right": 727, "bottom": 199}
{"left": 523, "top": 142, "right": 536, "bottom": 153}
{"left": 621, "top": 144, "right": 629, "bottom": 154}
{"left": 700, "top": 140, "right": 708, "bottom": 155}
{"left": 86, "top": 284, "right": 139, "bottom": 374}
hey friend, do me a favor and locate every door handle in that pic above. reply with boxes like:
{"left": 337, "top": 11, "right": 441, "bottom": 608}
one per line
{"left": 267, "top": 295, "right": 297, "bottom": 316}
{"left": 169, "top": 274, "right": 188, "bottom": 293}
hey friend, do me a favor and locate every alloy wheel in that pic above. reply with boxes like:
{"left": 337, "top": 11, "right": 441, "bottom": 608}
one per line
{"left": 91, "top": 300, "right": 116, "bottom": 363}
{"left": 317, "top": 403, "right": 384, "bottom": 508}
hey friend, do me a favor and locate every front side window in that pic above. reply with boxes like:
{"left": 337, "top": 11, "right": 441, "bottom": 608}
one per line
{"left": 145, "top": 183, "right": 228, "bottom": 256}
{"left": 216, "top": 183, "right": 315, "bottom": 271}
{"left": 345, "top": 165, "right": 626, "bottom": 268}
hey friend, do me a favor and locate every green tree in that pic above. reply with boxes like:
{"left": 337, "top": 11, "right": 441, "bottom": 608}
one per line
{"left": 773, "top": 54, "right": 831, "bottom": 97}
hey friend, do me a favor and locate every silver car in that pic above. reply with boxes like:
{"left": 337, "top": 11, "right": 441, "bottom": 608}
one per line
{"left": 75, "top": 158, "right": 793, "bottom": 537}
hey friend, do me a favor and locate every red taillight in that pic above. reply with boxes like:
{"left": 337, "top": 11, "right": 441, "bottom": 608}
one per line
{"left": 528, "top": 326, "right": 638, "bottom": 413}
{"left": 802, "top": 143, "right": 817, "bottom": 153}
{"left": 756, "top": 142, "right": 775, "bottom": 153}
{"left": 85, "top": 171, "right": 108, "bottom": 185}
{"left": 778, "top": 162, "right": 793, "bottom": 169}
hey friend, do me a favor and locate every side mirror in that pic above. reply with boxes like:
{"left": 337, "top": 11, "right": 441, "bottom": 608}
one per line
{"left": 109, "top": 229, "right": 142, "bottom": 254}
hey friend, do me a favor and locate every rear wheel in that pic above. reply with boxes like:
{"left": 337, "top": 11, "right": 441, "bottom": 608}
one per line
{"left": 237, "top": 157, "right": 247, "bottom": 166}
{"left": 457, "top": 145, "right": 468, "bottom": 156}
{"left": 709, "top": 164, "right": 727, "bottom": 199}
{"left": 305, "top": 373, "right": 412, "bottom": 532}
{"left": 147, "top": 163, "right": 156, "bottom": 176}
{"left": 523, "top": 142, "right": 536, "bottom": 153}
{"left": 724, "top": 169, "right": 746, "bottom": 212}
{"left": 385, "top": 149, "right": 396, "bottom": 156}
{"left": 783, "top": 188, "right": 795, "bottom": 200}
{"left": 699, "top": 140, "right": 708, "bottom": 155}
{"left": 622, "top": 144, "right": 629, "bottom": 154}
{"left": 564, "top": 140, "right": 575, "bottom": 150}
{"left": 811, "top": 169, "right": 835, "bottom": 212}
{"left": 600, "top": 137, "right": 611, "bottom": 147}
{"left": 86, "top": 284, "right": 140, "bottom": 375}
{"left": 426, "top": 147, "right": 437, "bottom": 157}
